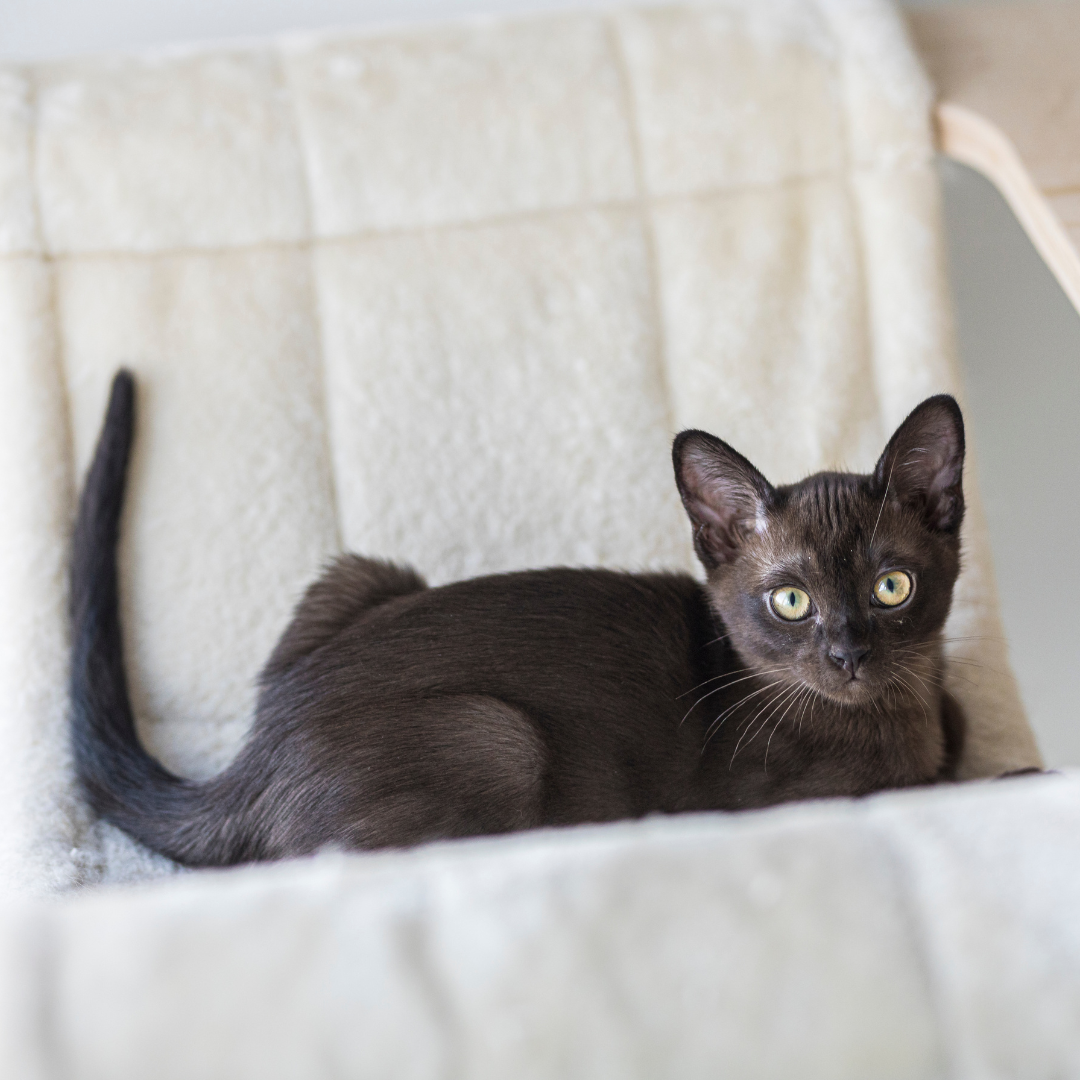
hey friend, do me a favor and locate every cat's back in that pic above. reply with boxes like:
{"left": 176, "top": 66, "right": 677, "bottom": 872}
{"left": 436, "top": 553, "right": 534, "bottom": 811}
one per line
{"left": 266, "top": 563, "right": 717, "bottom": 725}
{"left": 340, "top": 564, "right": 708, "bottom": 674}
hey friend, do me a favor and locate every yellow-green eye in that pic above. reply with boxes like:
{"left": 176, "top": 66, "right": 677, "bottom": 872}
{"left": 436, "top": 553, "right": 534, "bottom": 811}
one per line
{"left": 771, "top": 587, "right": 812, "bottom": 621}
{"left": 874, "top": 571, "right": 912, "bottom": 607}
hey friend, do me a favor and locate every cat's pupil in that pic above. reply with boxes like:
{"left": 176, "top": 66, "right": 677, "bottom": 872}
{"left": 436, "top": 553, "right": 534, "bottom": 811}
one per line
{"left": 885, "top": 578, "right": 895, "bottom": 593}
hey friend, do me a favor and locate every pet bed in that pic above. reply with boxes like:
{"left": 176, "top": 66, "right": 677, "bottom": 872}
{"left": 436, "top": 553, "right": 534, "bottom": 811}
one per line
{"left": 0, "top": 2, "right": 1060, "bottom": 1074}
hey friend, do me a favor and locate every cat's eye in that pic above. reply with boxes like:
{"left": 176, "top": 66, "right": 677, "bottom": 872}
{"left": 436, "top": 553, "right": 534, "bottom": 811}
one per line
{"left": 770, "top": 587, "right": 812, "bottom": 621}
{"left": 873, "top": 571, "right": 912, "bottom": 607}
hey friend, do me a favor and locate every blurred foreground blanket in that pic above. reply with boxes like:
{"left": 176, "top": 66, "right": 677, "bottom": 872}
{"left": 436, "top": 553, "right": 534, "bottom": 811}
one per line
{"left": 2, "top": 773, "right": 1077, "bottom": 1078}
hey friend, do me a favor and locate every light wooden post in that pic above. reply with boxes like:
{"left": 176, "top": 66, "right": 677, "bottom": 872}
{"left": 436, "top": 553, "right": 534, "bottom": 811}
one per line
{"left": 907, "top": 4, "right": 1080, "bottom": 313}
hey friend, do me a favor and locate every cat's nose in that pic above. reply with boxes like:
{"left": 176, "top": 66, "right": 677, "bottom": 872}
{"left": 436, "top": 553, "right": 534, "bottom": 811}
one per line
{"left": 828, "top": 646, "right": 870, "bottom": 678}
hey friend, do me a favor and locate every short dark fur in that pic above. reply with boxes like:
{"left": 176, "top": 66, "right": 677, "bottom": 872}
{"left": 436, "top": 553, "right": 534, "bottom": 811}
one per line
{"left": 71, "top": 372, "right": 966, "bottom": 866}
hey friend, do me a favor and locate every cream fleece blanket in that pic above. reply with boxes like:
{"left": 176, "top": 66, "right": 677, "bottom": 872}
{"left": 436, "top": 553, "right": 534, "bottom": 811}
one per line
{"left": 0, "top": 0, "right": 1040, "bottom": 907}
{"left": 4, "top": 773, "right": 1080, "bottom": 1078}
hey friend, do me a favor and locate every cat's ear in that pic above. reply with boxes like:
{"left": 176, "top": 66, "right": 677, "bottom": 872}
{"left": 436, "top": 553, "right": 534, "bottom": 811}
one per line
{"left": 673, "top": 431, "right": 774, "bottom": 568}
{"left": 873, "top": 395, "right": 965, "bottom": 533}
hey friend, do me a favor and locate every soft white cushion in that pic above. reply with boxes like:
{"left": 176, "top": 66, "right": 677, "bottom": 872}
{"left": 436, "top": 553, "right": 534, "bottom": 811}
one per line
{"left": 2, "top": 773, "right": 1077, "bottom": 1078}
{"left": 0, "top": 0, "right": 1040, "bottom": 901}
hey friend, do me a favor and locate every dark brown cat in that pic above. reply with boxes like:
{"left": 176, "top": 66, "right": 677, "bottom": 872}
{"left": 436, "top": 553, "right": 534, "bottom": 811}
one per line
{"left": 71, "top": 372, "right": 965, "bottom": 866}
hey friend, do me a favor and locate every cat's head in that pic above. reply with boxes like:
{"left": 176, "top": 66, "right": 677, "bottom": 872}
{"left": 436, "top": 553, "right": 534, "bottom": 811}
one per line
{"left": 672, "top": 396, "right": 965, "bottom": 705}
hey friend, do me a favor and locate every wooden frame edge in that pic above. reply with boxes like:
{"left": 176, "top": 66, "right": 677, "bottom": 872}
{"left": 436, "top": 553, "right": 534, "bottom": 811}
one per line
{"left": 935, "top": 101, "right": 1080, "bottom": 315}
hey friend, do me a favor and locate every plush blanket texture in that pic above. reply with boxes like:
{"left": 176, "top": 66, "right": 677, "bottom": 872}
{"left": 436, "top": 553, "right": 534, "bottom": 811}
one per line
{"left": 2, "top": 772, "right": 1078, "bottom": 1078}
{"left": 0, "top": 0, "right": 1040, "bottom": 906}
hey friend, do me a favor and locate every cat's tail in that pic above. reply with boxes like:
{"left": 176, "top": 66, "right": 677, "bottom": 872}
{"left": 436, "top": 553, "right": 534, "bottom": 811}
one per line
{"left": 70, "top": 371, "right": 239, "bottom": 866}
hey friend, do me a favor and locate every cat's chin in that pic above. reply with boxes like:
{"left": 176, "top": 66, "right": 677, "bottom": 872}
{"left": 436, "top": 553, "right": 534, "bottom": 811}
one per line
{"left": 819, "top": 678, "right": 879, "bottom": 707}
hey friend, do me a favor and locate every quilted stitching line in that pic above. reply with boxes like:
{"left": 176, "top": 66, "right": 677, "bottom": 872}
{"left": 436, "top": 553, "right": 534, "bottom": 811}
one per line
{"left": 273, "top": 41, "right": 345, "bottom": 556}
{"left": 606, "top": 14, "right": 678, "bottom": 445}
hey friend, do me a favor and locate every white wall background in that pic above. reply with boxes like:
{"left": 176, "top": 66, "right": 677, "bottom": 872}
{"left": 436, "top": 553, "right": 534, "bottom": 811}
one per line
{"left": 5, "top": 0, "right": 1071, "bottom": 61}
{"left": 4, "top": 0, "right": 1080, "bottom": 766}
{"left": 938, "top": 159, "right": 1080, "bottom": 768}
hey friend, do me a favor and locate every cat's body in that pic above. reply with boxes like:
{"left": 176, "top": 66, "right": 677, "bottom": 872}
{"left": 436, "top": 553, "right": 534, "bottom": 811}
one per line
{"left": 72, "top": 373, "right": 965, "bottom": 866}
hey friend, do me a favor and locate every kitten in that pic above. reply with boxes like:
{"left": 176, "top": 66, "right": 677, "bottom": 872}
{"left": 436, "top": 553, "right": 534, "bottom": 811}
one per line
{"left": 71, "top": 372, "right": 965, "bottom": 866}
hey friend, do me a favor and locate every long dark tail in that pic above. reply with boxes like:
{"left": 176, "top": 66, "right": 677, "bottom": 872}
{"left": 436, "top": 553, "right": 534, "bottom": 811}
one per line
{"left": 70, "top": 371, "right": 234, "bottom": 865}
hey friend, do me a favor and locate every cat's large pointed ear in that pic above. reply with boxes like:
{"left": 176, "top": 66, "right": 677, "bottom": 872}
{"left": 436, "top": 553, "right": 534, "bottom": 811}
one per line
{"left": 873, "top": 395, "right": 965, "bottom": 533}
{"left": 673, "top": 431, "right": 775, "bottom": 569}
